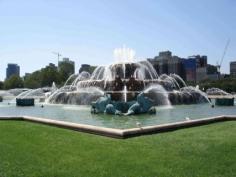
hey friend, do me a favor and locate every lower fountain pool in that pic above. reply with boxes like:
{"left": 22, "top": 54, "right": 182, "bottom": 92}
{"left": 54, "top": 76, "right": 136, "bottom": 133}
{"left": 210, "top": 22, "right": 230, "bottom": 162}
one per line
{"left": 1, "top": 100, "right": 236, "bottom": 129}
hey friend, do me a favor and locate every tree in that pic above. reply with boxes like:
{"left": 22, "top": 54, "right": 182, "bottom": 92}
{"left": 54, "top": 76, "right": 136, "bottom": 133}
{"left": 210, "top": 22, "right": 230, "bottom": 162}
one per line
{"left": 0, "top": 81, "right": 4, "bottom": 90}
{"left": 24, "top": 71, "right": 42, "bottom": 88}
{"left": 199, "top": 77, "right": 236, "bottom": 93}
{"left": 23, "top": 65, "right": 61, "bottom": 88}
{"left": 4, "top": 75, "right": 24, "bottom": 89}
{"left": 58, "top": 62, "right": 75, "bottom": 83}
{"left": 41, "top": 65, "right": 60, "bottom": 87}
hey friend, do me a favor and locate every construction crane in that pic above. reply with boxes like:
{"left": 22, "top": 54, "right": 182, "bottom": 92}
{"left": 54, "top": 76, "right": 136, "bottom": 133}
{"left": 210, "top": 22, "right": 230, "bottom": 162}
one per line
{"left": 216, "top": 39, "right": 230, "bottom": 77}
{"left": 52, "top": 52, "right": 62, "bottom": 66}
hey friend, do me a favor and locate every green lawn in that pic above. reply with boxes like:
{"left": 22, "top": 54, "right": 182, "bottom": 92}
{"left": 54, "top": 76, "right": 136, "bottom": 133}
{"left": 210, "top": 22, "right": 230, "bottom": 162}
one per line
{"left": 0, "top": 120, "right": 235, "bottom": 177}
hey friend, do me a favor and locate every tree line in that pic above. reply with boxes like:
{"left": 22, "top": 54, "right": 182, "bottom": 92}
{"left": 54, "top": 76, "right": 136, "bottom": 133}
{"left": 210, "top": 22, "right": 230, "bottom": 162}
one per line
{"left": 0, "top": 62, "right": 74, "bottom": 90}
{"left": 198, "top": 77, "right": 236, "bottom": 93}
{"left": 1, "top": 63, "right": 236, "bottom": 93}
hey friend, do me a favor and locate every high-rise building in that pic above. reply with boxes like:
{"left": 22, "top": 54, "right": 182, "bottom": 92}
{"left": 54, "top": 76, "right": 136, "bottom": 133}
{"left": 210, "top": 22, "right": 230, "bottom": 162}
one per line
{"left": 6, "top": 63, "right": 20, "bottom": 79}
{"left": 184, "top": 59, "right": 196, "bottom": 82}
{"left": 230, "top": 61, "right": 236, "bottom": 77}
{"left": 186, "top": 55, "right": 207, "bottom": 82}
{"left": 148, "top": 51, "right": 185, "bottom": 79}
{"left": 148, "top": 51, "right": 208, "bottom": 82}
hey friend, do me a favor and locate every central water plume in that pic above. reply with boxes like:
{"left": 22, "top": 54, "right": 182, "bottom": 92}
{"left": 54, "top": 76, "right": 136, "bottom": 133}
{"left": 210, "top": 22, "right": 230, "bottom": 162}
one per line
{"left": 114, "top": 46, "right": 135, "bottom": 63}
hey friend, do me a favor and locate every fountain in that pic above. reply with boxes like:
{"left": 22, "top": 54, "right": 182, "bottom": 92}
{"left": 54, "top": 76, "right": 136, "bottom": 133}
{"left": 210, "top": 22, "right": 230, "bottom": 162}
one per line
{"left": 206, "top": 88, "right": 229, "bottom": 96}
{"left": 1, "top": 47, "right": 236, "bottom": 138}
{"left": 206, "top": 88, "right": 234, "bottom": 106}
{"left": 44, "top": 47, "right": 210, "bottom": 115}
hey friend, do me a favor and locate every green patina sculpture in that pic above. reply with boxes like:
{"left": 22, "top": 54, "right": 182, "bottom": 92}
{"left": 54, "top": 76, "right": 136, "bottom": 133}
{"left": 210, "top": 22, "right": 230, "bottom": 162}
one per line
{"left": 91, "top": 92, "right": 156, "bottom": 115}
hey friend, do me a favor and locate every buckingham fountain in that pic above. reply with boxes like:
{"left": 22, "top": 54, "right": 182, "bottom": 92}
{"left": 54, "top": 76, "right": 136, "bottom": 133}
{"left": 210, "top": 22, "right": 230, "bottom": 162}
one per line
{"left": 1, "top": 47, "right": 236, "bottom": 135}
{"left": 45, "top": 47, "right": 210, "bottom": 115}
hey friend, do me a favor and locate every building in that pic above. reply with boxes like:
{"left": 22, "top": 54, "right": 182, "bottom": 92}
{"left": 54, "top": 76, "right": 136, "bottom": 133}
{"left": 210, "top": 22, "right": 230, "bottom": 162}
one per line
{"left": 148, "top": 51, "right": 209, "bottom": 83}
{"left": 185, "top": 55, "right": 208, "bottom": 82}
{"left": 207, "top": 64, "right": 218, "bottom": 75}
{"left": 207, "top": 64, "right": 218, "bottom": 80}
{"left": 148, "top": 51, "right": 185, "bottom": 79}
{"left": 184, "top": 59, "right": 196, "bottom": 82}
{"left": 6, "top": 63, "right": 20, "bottom": 79}
{"left": 230, "top": 61, "right": 236, "bottom": 77}
{"left": 168, "top": 56, "right": 185, "bottom": 79}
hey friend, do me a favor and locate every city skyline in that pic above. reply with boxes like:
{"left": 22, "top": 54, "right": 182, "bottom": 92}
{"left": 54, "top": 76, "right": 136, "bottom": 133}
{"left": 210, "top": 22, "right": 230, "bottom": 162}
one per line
{"left": 1, "top": 0, "right": 236, "bottom": 80}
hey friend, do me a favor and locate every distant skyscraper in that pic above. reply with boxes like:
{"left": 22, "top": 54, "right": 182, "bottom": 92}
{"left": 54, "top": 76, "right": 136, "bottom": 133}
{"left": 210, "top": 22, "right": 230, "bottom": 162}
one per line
{"left": 148, "top": 51, "right": 185, "bottom": 79}
{"left": 184, "top": 58, "right": 196, "bottom": 82}
{"left": 6, "top": 63, "right": 20, "bottom": 79}
{"left": 187, "top": 55, "right": 207, "bottom": 82}
{"left": 230, "top": 61, "right": 236, "bottom": 77}
{"left": 148, "top": 51, "right": 208, "bottom": 82}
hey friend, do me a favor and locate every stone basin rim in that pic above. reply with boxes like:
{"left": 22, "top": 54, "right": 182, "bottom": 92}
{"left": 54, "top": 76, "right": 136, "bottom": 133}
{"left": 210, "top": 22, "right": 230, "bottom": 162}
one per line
{"left": 0, "top": 115, "right": 235, "bottom": 139}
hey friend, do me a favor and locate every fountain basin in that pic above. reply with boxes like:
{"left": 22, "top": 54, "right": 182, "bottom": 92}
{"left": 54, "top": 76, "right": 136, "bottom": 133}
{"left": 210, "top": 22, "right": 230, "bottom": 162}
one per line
{"left": 16, "top": 98, "right": 35, "bottom": 106}
{"left": 215, "top": 98, "right": 234, "bottom": 106}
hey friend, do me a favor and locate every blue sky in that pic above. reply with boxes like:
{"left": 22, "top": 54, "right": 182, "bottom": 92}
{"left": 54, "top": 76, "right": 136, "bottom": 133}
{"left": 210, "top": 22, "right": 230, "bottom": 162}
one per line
{"left": 0, "top": 0, "right": 235, "bottom": 80}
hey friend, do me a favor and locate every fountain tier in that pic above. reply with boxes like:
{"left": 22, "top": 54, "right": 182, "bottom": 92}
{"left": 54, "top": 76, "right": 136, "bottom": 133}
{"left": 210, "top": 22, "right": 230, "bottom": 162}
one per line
{"left": 47, "top": 60, "right": 209, "bottom": 107}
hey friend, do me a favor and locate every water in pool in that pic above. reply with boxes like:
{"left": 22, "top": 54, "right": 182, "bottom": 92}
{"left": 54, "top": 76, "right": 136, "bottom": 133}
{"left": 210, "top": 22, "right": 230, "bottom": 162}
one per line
{"left": 0, "top": 100, "right": 235, "bottom": 129}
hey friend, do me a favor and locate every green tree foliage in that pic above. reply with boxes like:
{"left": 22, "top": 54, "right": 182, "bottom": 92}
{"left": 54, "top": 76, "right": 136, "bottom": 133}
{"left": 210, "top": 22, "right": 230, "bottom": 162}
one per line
{"left": 4, "top": 75, "right": 24, "bottom": 89}
{"left": 0, "top": 81, "right": 4, "bottom": 90}
{"left": 58, "top": 62, "right": 75, "bottom": 83}
{"left": 199, "top": 77, "right": 236, "bottom": 93}
{"left": 24, "top": 65, "right": 60, "bottom": 88}
{"left": 41, "top": 65, "right": 60, "bottom": 87}
{"left": 89, "top": 66, "right": 97, "bottom": 74}
{"left": 3, "top": 62, "right": 76, "bottom": 89}
{"left": 24, "top": 71, "right": 42, "bottom": 89}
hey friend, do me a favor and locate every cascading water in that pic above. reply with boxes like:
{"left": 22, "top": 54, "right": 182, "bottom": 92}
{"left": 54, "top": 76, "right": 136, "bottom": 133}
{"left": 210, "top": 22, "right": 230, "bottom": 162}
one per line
{"left": 180, "top": 86, "right": 212, "bottom": 104}
{"left": 143, "top": 84, "right": 171, "bottom": 106}
{"left": 44, "top": 46, "right": 211, "bottom": 107}
{"left": 206, "top": 88, "right": 229, "bottom": 96}
{"left": 123, "top": 85, "right": 127, "bottom": 102}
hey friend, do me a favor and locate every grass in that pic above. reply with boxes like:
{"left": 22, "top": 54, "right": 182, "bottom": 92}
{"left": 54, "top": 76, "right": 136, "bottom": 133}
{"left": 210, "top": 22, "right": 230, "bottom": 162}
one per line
{"left": 0, "top": 120, "right": 235, "bottom": 177}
